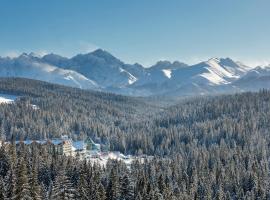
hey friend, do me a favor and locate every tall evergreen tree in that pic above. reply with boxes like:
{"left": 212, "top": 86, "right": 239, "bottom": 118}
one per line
{"left": 50, "top": 169, "right": 76, "bottom": 200}
{"left": 29, "top": 162, "right": 42, "bottom": 200}
{"left": 4, "top": 167, "right": 16, "bottom": 199}
{"left": 120, "top": 174, "right": 134, "bottom": 200}
{"left": 106, "top": 168, "right": 120, "bottom": 200}
{"left": 14, "top": 158, "right": 32, "bottom": 200}
{"left": 0, "top": 176, "right": 6, "bottom": 200}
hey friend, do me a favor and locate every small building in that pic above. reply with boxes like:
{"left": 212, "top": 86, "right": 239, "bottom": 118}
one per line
{"left": 12, "top": 135, "right": 103, "bottom": 159}
{"left": 47, "top": 135, "right": 73, "bottom": 156}
{"left": 85, "top": 137, "right": 101, "bottom": 152}
{"left": 72, "top": 140, "right": 86, "bottom": 159}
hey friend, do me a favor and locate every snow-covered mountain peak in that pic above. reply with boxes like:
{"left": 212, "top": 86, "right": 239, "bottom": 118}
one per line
{"left": 29, "top": 52, "right": 42, "bottom": 58}
{"left": 0, "top": 54, "right": 99, "bottom": 90}
{"left": 178, "top": 57, "right": 247, "bottom": 87}
{"left": 243, "top": 65, "right": 270, "bottom": 78}
{"left": 17, "top": 52, "right": 45, "bottom": 62}
{"left": 18, "top": 52, "right": 29, "bottom": 58}
{"left": 0, "top": 49, "right": 269, "bottom": 97}
{"left": 206, "top": 57, "right": 249, "bottom": 76}
{"left": 258, "top": 64, "right": 270, "bottom": 70}
{"left": 207, "top": 57, "right": 221, "bottom": 63}
{"left": 149, "top": 60, "right": 187, "bottom": 71}
{"left": 206, "top": 57, "right": 237, "bottom": 68}
{"left": 207, "top": 57, "right": 238, "bottom": 66}
{"left": 91, "top": 48, "right": 110, "bottom": 56}
{"left": 43, "top": 53, "right": 68, "bottom": 60}
{"left": 87, "top": 48, "right": 120, "bottom": 63}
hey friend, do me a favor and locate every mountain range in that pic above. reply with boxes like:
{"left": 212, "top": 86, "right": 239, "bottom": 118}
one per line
{"left": 0, "top": 49, "right": 269, "bottom": 97}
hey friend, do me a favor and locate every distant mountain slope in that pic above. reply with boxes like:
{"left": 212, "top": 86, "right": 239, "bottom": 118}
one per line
{"left": 172, "top": 58, "right": 249, "bottom": 85}
{"left": 233, "top": 65, "right": 270, "bottom": 91}
{"left": 1, "top": 49, "right": 268, "bottom": 97}
{"left": 130, "top": 57, "right": 251, "bottom": 96}
{"left": 0, "top": 53, "right": 99, "bottom": 90}
{"left": 43, "top": 49, "right": 145, "bottom": 89}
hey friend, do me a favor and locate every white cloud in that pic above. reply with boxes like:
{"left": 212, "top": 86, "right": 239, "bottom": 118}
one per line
{"left": 36, "top": 50, "right": 48, "bottom": 57}
{"left": 3, "top": 51, "right": 20, "bottom": 58}
{"left": 78, "top": 41, "right": 99, "bottom": 53}
{"left": 241, "top": 60, "right": 270, "bottom": 68}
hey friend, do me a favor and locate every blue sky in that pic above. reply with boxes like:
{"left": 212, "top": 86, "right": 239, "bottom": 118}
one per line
{"left": 0, "top": 0, "right": 270, "bottom": 67}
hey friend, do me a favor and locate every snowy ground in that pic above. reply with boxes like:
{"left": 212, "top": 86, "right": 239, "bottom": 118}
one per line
{"left": 85, "top": 151, "right": 151, "bottom": 167}
{"left": 0, "top": 93, "right": 17, "bottom": 104}
{"left": 30, "top": 104, "right": 39, "bottom": 110}
{"left": 0, "top": 93, "right": 39, "bottom": 110}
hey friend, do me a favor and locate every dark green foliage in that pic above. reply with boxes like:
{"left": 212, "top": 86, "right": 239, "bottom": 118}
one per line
{"left": 0, "top": 78, "right": 270, "bottom": 199}
{"left": 50, "top": 169, "right": 76, "bottom": 200}
{"left": 107, "top": 168, "right": 120, "bottom": 200}
{"left": 14, "top": 157, "right": 31, "bottom": 200}
{"left": 120, "top": 174, "right": 134, "bottom": 200}
{"left": 0, "top": 176, "right": 6, "bottom": 199}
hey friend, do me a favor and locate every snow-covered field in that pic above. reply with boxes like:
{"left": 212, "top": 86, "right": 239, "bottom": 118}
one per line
{"left": 0, "top": 94, "right": 17, "bottom": 104}
{"left": 85, "top": 151, "right": 151, "bottom": 167}
{"left": 0, "top": 93, "right": 39, "bottom": 110}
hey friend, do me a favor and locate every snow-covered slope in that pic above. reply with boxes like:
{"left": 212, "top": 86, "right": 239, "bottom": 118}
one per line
{"left": 164, "top": 57, "right": 251, "bottom": 96}
{"left": 0, "top": 54, "right": 99, "bottom": 90}
{"left": 41, "top": 50, "right": 254, "bottom": 97}
{"left": 0, "top": 49, "right": 266, "bottom": 97}
{"left": 0, "top": 93, "right": 17, "bottom": 104}
{"left": 129, "top": 61, "right": 188, "bottom": 95}
{"left": 42, "top": 49, "right": 143, "bottom": 89}
{"left": 172, "top": 58, "right": 249, "bottom": 86}
{"left": 233, "top": 65, "right": 270, "bottom": 91}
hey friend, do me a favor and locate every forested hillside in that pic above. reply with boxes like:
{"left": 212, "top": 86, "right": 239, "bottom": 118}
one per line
{"left": 1, "top": 78, "right": 270, "bottom": 155}
{"left": 0, "top": 78, "right": 270, "bottom": 199}
{"left": 0, "top": 78, "right": 159, "bottom": 144}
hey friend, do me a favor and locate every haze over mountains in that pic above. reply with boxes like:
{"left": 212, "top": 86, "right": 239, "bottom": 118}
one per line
{"left": 0, "top": 49, "right": 269, "bottom": 97}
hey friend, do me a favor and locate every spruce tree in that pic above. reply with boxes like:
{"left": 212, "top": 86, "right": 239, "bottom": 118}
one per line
{"left": 14, "top": 158, "right": 32, "bottom": 200}
{"left": 106, "top": 168, "right": 120, "bottom": 200}
{"left": 76, "top": 172, "right": 88, "bottom": 200}
{"left": 50, "top": 169, "right": 76, "bottom": 200}
{"left": 0, "top": 147, "right": 10, "bottom": 178}
{"left": 29, "top": 162, "right": 42, "bottom": 200}
{"left": 4, "top": 167, "right": 16, "bottom": 199}
{"left": 120, "top": 174, "right": 134, "bottom": 200}
{"left": 97, "top": 183, "right": 106, "bottom": 200}
{"left": 0, "top": 176, "right": 6, "bottom": 199}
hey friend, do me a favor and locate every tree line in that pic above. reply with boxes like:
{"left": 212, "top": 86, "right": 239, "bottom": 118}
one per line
{"left": 0, "top": 78, "right": 270, "bottom": 199}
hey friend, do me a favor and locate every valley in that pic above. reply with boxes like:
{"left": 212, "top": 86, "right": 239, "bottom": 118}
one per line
{"left": 0, "top": 78, "right": 270, "bottom": 199}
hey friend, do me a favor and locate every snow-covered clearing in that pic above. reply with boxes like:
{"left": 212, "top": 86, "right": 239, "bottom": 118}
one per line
{"left": 85, "top": 151, "right": 151, "bottom": 167}
{"left": 0, "top": 94, "right": 17, "bottom": 104}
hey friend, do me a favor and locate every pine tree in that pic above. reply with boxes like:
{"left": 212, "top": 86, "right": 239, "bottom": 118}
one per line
{"left": 50, "top": 169, "right": 76, "bottom": 200}
{"left": 152, "top": 189, "right": 164, "bottom": 200}
{"left": 76, "top": 172, "right": 88, "bottom": 200}
{"left": 40, "top": 183, "right": 49, "bottom": 200}
{"left": 29, "top": 161, "right": 42, "bottom": 200}
{"left": 0, "top": 176, "right": 6, "bottom": 199}
{"left": 13, "top": 158, "right": 32, "bottom": 200}
{"left": 120, "top": 174, "right": 134, "bottom": 200}
{"left": 106, "top": 168, "right": 120, "bottom": 200}
{"left": 158, "top": 174, "right": 166, "bottom": 195}
{"left": 4, "top": 167, "right": 16, "bottom": 199}
{"left": 9, "top": 134, "right": 17, "bottom": 165}
{"left": 97, "top": 183, "right": 106, "bottom": 200}
{"left": 0, "top": 147, "right": 10, "bottom": 178}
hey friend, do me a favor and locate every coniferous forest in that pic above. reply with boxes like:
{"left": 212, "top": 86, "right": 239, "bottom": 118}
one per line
{"left": 0, "top": 78, "right": 270, "bottom": 199}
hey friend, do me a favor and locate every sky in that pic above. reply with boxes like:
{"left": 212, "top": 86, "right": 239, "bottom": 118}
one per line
{"left": 0, "top": 0, "right": 270, "bottom": 67}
